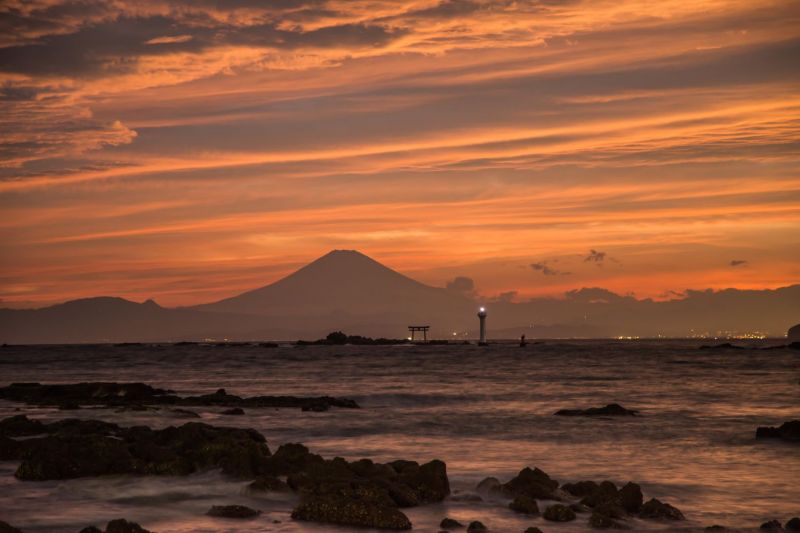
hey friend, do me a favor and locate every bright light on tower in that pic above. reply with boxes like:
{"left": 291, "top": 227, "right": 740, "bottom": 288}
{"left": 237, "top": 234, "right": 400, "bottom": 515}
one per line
{"left": 477, "top": 306, "right": 487, "bottom": 345}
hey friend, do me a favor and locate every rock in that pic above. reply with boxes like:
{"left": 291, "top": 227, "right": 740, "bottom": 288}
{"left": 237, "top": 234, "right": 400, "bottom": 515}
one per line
{"left": 467, "top": 521, "right": 488, "bottom": 532}
{"left": 562, "top": 480, "right": 600, "bottom": 497}
{"left": 524, "top": 528, "right": 543, "bottom": 533}
{"left": 509, "top": 495, "right": 540, "bottom": 515}
{"left": 79, "top": 528, "right": 102, "bottom": 533}
{"left": 247, "top": 474, "right": 290, "bottom": 493}
{"left": 580, "top": 481, "right": 618, "bottom": 508}
{"left": 756, "top": 420, "right": 800, "bottom": 442}
{"left": 639, "top": 498, "right": 685, "bottom": 520}
{"left": 617, "top": 482, "right": 643, "bottom": 513}
{"left": 207, "top": 505, "right": 261, "bottom": 518}
{"left": 0, "top": 521, "right": 22, "bottom": 533}
{"left": 105, "top": 519, "right": 153, "bottom": 533}
{"left": 170, "top": 408, "right": 200, "bottom": 418}
{"left": 221, "top": 408, "right": 245, "bottom": 415}
{"left": 450, "top": 493, "right": 483, "bottom": 502}
{"left": 589, "top": 510, "right": 624, "bottom": 529}
{"left": 760, "top": 520, "right": 783, "bottom": 529}
{"left": 705, "top": 526, "right": 727, "bottom": 531}
{"left": 440, "top": 517, "right": 464, "bottom": 528}
{"left": 291, "top": 490, "right": 412, "bottom": 530}
{"left": 699, "top": 343, "right": 745, "bottom": 350}
{"left": 555, "top": 404, "right": 637, "bottom": 416}
{"left": 476, "top": 476, "right": 503, "bottom": 496}
{"left": 9, "top": 418, "right": 272, "bottom": 480}
{"left": 502, "top": 467, "right": 559, "bottom": 500}
{"left": 543, "top": 504, "right": 576, "bottom": 522}
{"left": 787, "top": 518, "right": 800, "bottom": 531}
{"left": 0, "top": 414, "right": 46, "bottom": 436}
{"left": 393, "top": 459, "right": 451, "bottom": 503}
{"left": 788, "top": 323, "right": 800, "bottom": 342}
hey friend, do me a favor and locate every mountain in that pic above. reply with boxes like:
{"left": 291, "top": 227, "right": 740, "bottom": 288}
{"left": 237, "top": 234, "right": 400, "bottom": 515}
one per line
{"left": 196, "top": 249, "right": 470, "bottom": 319}
{"left": 1, "top": 250, "right": 797, "bottom": 343}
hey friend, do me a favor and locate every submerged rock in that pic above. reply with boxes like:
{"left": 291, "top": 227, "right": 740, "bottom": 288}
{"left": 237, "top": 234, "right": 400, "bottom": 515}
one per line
{"left": 555, "top": 403, "right": 638, "bottom": 417}
{"left": 476, "top": 476, "right": 503, "bottom": 497}
{"left": 247, "top": 474, "right": 290, "bottom": 493}
{"left": 756, "top": 420, "right": 800, "bottom": 442}
{"left": 639, "top": 498, "right": 685, "bottom": 520}
{"left": 523, "top": 528, "right": 543, "bottom": 533}
{"left": 440, "top": 517, "right": 464, "bottom": 529}
{"left": 543, "top": 504, "right": 576, "bottom": 522}
{"left": 207, "top": 505, "right": 261, "bottom": 518}
{"left": 105, "top": 519, "right": 153, "bottom": 533}
{"left": 509, "top": 495, "right": 540, "bottom": 515}
{"left": 760, "top": 520, "right": 783, "bottom": 529}
{"left": 699, "top": 343, "right": 745, "bottom": 350}
{"left": 589, "top": 510, "right": 625, "bottom": 529}
{"left": 467, "top": 521, "right": 488, "bottom": 532}
{"left": 221, "top": 407, "right": 245, "bottom": 416}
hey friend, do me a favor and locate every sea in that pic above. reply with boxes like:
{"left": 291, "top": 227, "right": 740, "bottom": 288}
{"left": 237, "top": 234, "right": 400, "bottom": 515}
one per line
{"left": 0, "top": 340, "right": 798, "bottom": 532}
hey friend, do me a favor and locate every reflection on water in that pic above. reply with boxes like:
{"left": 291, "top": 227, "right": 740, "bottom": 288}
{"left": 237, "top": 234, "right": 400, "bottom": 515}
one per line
{"left": 0, "top": 340, "right": 798, "bottom": 531}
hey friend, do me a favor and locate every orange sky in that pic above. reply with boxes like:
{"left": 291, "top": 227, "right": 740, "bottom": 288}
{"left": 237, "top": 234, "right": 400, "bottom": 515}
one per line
{"left": 1, "top": 0, "right": 799, "bottom": 307}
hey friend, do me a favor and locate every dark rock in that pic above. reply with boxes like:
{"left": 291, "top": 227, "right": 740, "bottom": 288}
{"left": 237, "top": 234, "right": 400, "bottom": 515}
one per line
{"left": 476, "top": 476, "right": 503, "bottom": 496}
{"left": 105, "top": 519, "right": 152, "bottom": 533}
{"left": 555, "top": 404, "right": 638, "bottom": 416}
{"left": 78, "top": 527, "right": 102, "bottom": 533}
{"left": 589, "top": 510, "right": 625, "bottom": 529}
{"left": 467, "top": 521, "right": 488, "bottom": 532}
{"left": 0, "top": 414, "right": 45, "bottom": 436}
{"left": 580, "top": 481, "right": 618, "bottom": 508}
{"left": 699, "top": 343, "right": 745, "bottom": 350}
{"left": 170, "top": 408, "right": 200, "bottom": 418}
{"left": 207, "top": 505, "right": 261, "bottom": 518}
{"left": 617, "top": 482, "right": 643, "bottom": 513}
{"left": 639, "top": 498, "right": 685, "bottom": 520}
{"left": 502, "top": 467, "right": 559, "bottom": 500}
{"left": 9, "top": 418, "right": 271, "bottom": 480}
{"left": 705, "top": 526, "right": 727, "bottom": 531}
{"left": 756, "top": 420, "right": 800, "bottom": 442}
{"left": 543, "top": 504, "right": 576, "bottom": 522}
{"left": 524, "top": 528, "right": 543, "bottom": 533}
{"left": 394, "top": 459, "right": 450, "bottom": 503}
{"left": 0, "top": 521, "right": 22, "bottom": 533}
{"left": 509, "top": 495, "right": 540, "bottom": 515}
{"left": 291, "top": 489, "right": 412, "bottom": 530}
{"left": 787, "top": 518, "right": 800, "bottom": 531}
{"left": 247, "top": 474, "right": 290, "bottom": 493}
{"left": 450, "top": 493, "right": 483, "bottom": 502}
{"left": 562, "top": 480, "right": 600, "bottom": 497}
{"left": 221, "top": 408, "right": 245, "bottom": 416}
{"left": 760, "top": 520, "right": 783, "bottom": 529}
{"left": 440, "top": 517, "right": 464, "bottom": 528}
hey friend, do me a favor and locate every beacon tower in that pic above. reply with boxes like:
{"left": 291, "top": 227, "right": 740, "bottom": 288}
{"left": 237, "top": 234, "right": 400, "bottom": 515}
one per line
{"left": 477, "top": 307, "right": 487, "bottom": 346}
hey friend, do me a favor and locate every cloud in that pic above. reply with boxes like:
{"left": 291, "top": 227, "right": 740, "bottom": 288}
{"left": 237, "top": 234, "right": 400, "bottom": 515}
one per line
{"left": 446, "top": 276, "right": 475, "bottom": 293}
{"left": 584, "top": 249, "right": 607, "bottom": 263}
{"left": 730, "top": 259, "right": 748, "bottom": 267}
{"left": 530, "top": 261, "right": 569, "bottom": 276}
{"left": 491, "top": 290, "right": 517, "bottom": 303}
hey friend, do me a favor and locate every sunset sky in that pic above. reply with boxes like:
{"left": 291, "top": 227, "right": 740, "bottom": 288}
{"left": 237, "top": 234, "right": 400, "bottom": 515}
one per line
{"left": 1, "top": 0, "right": 799, "bottom": 307}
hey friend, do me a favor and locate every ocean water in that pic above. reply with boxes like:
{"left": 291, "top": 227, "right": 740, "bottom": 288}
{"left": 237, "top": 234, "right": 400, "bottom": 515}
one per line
{"left": 0, "top": 340, "right": 798, "bottom": 532}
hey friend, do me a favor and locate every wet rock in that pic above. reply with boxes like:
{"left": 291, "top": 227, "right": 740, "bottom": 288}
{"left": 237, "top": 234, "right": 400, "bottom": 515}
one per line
{"left": 502, "top": 467, "right": 560, "bottom": 500}
{"left": 450, "top": 493, "right": 483, "bottom": 502}
{"left": 760, "top": 520, "right": 783, "bottom": 529}
{"left": 705, "top": 526, "right": 727, "bottom": 531}
{"left": 639, "top": 498, "right": 685, "bottom": 520}
{"left": 0, "top": 521, "right": 22, "bottom": 533}
{"left": 544, "top": 504, "right": 576, "bottom": 522}
{"left": 756, "top": 420, "right": 800, "bottom": 442}
{"left": 617, "top": 482, "right": 643, "bottom": 513}
{"left": 787, "top": 518, "right": 800, "bottom": 531}
{"left": 589, "top": 510, "right": 625, "bottom": 529}
{"left": 0, "top": 414, "right": 45, "bottom": 436}
{"left": 393, "top": 459, "right": 450, "bottom": 503}
{"left": 476, "top": 476, "right": 503, "bottom": 496}
{"left": 78, "top": 527, "right": 102, "bottom": 533}
{"left": 562, "top": 480, "right": 600, "bottom": 497}
{"left": 580, "top": 481, "right": 618, "bottom": 508}
{"left": 9, "top": 418, "right": 272, "bottom": 480}
{"left": 301, "top": 401, "right": 329, "bottom": 412}
{"left": 221, "top": 408, "right": 245, "bottom": 415}
{"left": 509, "top": 495, "right": 540, "bottom": 515}
{"left": 440, "top": 517, "right": 464, "bottom": 528}
{"left": 467, "top": 521, "right": 488, "bottom": 532}
{"left": 699, "top": 343, "right": 745, "bottom": 350}
{"left": 170, "top": 408, "right": 200, "bottom": 418}
{"left": 207, "top": 504, "right": 261, "bottom": 518}
{"left": 105, "top": 519, "right": 152, "bottom": 533}
{"left": 523, "top": 528, "right": 543, "bottom": 533}
{"left": 555, "top": 404, "right": 637, "bottom": 416}
{"left": 291, "top": 489, "right": 412, "bottom": 530}
{"left": 247, "top": 474, "right": 290, "bottom": 493}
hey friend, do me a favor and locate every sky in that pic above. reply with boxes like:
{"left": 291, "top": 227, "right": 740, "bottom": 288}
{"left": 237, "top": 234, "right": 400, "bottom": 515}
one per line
{"left": 1, "top": 0, "right": 799, "bottom": 308}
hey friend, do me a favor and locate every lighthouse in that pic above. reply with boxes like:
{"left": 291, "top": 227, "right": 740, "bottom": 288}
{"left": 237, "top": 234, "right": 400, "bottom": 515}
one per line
{"left": 477, "top": 307, "right": 487, "bottom": 346}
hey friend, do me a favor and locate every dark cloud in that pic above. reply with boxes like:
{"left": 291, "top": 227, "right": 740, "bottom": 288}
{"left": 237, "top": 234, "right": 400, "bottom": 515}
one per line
{"left": 584, "top": 249, "right": 606, "bottom": 263}
{"left": 530, "top": 261, "right": 569, "bottom": 276}
{"left": 446, "top": 276, "right": 475, "bottom": 293}
{"left": 730, "top": 259, "right": 748, "bottom": 267}
{"left": 491, "top": 290, "right": 517, "bottom": 303}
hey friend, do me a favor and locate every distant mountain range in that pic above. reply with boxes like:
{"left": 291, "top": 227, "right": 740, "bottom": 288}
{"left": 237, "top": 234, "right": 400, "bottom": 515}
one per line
{"left": 1, "top": 249, "right": 798, "bottom": 343}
